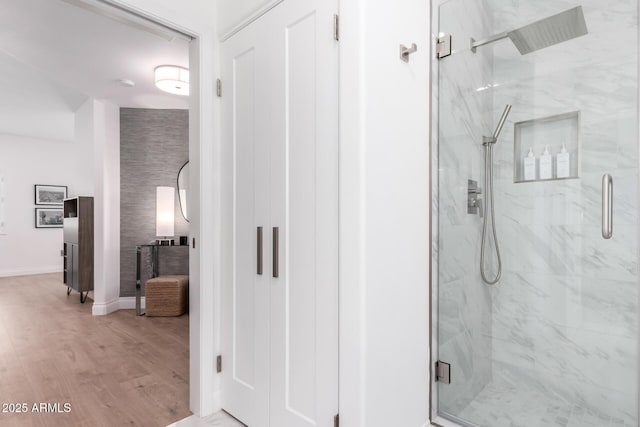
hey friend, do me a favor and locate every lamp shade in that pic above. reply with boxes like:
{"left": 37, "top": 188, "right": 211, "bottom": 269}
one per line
{"left": 154, "top": 65, "right": 189, "bottom": 96}
{"left": 156, "top": 186, "right": 175, "bottom": 237}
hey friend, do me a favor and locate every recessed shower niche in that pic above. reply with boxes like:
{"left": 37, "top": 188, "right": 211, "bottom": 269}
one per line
{"left": 513, "top": 111, "right": 580, "bottom": 183}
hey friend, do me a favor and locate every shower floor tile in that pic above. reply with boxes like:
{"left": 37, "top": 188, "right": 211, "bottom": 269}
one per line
{"left": 454, "top": 377, "right": 631, "bottom": 427}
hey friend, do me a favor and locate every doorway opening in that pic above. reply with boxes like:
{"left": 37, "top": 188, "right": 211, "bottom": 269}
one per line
{"left": 0, "top": 0, "right": 203, "bottom": 424}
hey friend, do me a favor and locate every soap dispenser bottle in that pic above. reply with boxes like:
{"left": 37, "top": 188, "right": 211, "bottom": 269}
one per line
{"left": 523, "top": 147, "right": 536, "bottom": 181}
{"left": 556, "top": 144, "right": 571, "bottom": 178}
{"left": 539, "top": 145, "right": 552, "bottom": 180}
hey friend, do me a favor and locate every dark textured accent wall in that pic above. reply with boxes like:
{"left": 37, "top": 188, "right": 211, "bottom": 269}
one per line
{"left": 120, "top": 108, "right": 189, "bottom": 297}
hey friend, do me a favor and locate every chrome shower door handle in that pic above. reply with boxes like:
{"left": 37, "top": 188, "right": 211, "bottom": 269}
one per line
{"left": 602, "top": 174, "right": 613, "bottom": 239}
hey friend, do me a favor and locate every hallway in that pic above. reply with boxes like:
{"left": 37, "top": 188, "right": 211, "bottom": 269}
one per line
{"left": 0, "top": 273, "right": 190, "bottom": 426}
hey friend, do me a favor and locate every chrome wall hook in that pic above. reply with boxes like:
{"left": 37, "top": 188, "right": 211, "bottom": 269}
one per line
{"left": 400, "top": 43, "right": 418, "bottom": 62}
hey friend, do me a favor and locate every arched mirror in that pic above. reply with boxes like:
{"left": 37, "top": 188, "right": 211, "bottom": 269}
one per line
{"left": 177, "top": 161, "right": 189, "bottom": 222}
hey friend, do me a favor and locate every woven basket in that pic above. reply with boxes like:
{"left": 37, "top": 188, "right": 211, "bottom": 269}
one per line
{"left": 145, "top": 275, "right": 189, "bottom": 317}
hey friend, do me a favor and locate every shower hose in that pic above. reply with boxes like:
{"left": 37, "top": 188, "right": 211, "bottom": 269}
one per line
{"left": 480, "top": 141, "right": 502, "bottom": 285}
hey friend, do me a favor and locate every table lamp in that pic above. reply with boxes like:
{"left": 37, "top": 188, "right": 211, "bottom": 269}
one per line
{"left": 156, "top": 186, "right": 175, "bottom": 245}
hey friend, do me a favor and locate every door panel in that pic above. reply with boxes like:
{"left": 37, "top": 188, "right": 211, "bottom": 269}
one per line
{"left": 269, "top": 0, "right": 339, "bottom": 425}
{"left": 221, "top": 0, "right": 339, "bottom": 425}
{"left": 284, "top": 12, "right": 319, "bottom": 419}
{"left": 221, "top": 20, "right": 270, "bottom": 427}
{"left": 233, "top": 47, "right": 258, "bottom": 387}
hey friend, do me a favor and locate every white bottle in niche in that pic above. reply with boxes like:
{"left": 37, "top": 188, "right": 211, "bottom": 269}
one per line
{"left": 523, "top": 148, "right": 536, "bottom": 181}
{"left": 556, "top": 144, "right": 571, "bottom": 178}
{"left": 539, "top": 145, "right": 552, "bottom": 180}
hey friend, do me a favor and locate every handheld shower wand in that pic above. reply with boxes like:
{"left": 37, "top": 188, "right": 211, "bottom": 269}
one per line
{"left": 493, "top": 105, "right": 512, "bottom": 140}
{"left": 480, "top": 104, "right": 511, "bottom": 285}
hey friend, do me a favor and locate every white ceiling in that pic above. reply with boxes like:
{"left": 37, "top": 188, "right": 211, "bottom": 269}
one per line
{"left": 0, "top": 0, "right": 190, "bottom": 112}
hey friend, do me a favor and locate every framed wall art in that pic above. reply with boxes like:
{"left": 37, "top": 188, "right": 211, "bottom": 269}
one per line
{"left": 35, "top": 208, "right": 64, "bottom": 229}
{"left": 34, "top": 184, "right": 67, "bottom": 206}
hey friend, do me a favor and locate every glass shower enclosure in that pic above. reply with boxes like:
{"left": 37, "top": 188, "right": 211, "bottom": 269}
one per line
{"left": 431, "top": 1, "right": 639, "bottom": 426}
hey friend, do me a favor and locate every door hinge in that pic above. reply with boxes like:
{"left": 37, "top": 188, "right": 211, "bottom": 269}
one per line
{"left": 334, "top": 413, "right": 339, "bottom": 427}
{"left": 192, "top": 237, "right": 196, "bottom": 249}
{"left": 333, "top": 14, "right": 339, "bottom": 41}
{"left": 436, "top": 34, "right": 452, "bottom": 59}
{"left": 435, "top": 361, "right": 451, "bottom": 384}
{"left": 217, "top": 355, "right": 222, "bottom": 373}
{"left": 216, "top": 78, "right": 222, "bottom": 97}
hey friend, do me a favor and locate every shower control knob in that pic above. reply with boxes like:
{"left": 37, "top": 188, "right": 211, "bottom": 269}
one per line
{"left": 467, "top": 179, "right": 483, "bottom": 217}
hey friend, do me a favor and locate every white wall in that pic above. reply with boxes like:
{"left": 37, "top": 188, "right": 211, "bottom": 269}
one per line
{"left": 339, "top": 0, "right": 431, "bottom": 426}
{"left": 75, "top": 98, "right": 98, "bottom": 198}
{"left": 92, "top": 99, "right": 121, "bottom": 316}
{"left": 0, "top": 100, "right": 94, "bottom": 278}
{"left": 0, "top": 51, "right": 85, "bottom": 142}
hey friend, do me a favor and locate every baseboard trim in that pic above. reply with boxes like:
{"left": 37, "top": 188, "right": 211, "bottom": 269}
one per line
{"left": 0, "top": 267, "right": 62, "bottom": 278}
{"left": 92, "top": 298, "right": 120, "bottom": 316}
{"left": 118, "top": 296, "right": 145, "bottom": 310}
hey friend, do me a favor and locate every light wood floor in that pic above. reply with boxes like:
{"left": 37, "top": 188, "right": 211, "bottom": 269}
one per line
{"left": 0, "top": 273, "right": 191, "bottom": 427}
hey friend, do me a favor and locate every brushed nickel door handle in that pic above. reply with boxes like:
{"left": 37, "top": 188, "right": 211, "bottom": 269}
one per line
{"left": 273, "top": 227, "right": 279, "bottom": 278}
{"left": 257, "top": 226, "right": 263, "bottom": 275}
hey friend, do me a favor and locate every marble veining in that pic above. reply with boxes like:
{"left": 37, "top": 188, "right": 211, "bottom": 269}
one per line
{"left": 435, "top": 0, "right": 495, "bottom": 416}
{"left": 456, "top": 365, "right": 633, "bottom": 427}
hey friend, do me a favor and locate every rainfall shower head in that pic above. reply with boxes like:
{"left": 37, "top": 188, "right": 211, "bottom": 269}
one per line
{"left": 471, "top": 6, "right": 588, "bottom": 55}
{"left": 509, "top": 6, "right": 588, "bottom": 54}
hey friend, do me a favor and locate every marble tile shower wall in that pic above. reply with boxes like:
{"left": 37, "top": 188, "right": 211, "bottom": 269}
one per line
{"left": 436, "top": 0, "right": 495, "bottom": 416}
{"left": 485, "top": 0, "right": 639, "bottom": 424}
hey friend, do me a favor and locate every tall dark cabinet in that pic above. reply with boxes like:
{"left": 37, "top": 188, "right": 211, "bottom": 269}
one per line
{"left": 63, "top": 196, "right": 94, "bottom": 303}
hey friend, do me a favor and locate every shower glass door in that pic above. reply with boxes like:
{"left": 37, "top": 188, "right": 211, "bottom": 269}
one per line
{"left": 433, "top": 1, "right": 639, "bottom": 426}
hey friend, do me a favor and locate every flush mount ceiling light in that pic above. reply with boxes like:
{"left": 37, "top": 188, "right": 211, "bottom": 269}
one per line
{"left": 154, "top": 65, "right": 189, "bottom": 96}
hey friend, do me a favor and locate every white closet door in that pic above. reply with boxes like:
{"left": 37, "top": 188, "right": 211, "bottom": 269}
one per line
{"left": 222, "top": 0, "right": 339, "bottom": 425}
{"left": 268, "top": 0, "right": 339, "bottom": 426}
{"left": 221, "top": 18, "right": 272, "bottom": 427}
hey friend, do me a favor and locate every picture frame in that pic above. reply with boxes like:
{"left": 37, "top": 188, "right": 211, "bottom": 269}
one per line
{"left": 35, "top": 208, "right": 64, "bottom": 229}
{"left": 34, "top": 184, "right": 67, "bottom": 206}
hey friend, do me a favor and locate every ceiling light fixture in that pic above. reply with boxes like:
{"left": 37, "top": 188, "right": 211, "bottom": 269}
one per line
{"left": 154, "top": 65, "right": 189, "bottom": 96}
